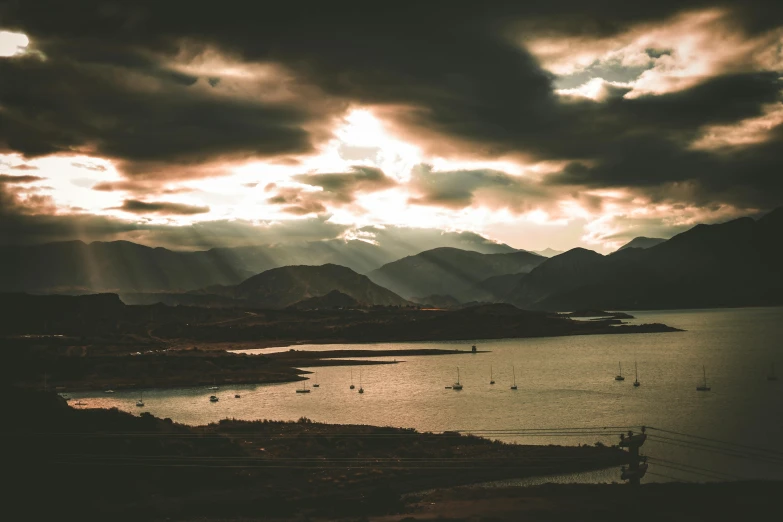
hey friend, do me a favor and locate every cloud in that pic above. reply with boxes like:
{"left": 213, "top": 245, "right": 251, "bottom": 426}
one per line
{"left": 408, "top": 164, "right": 551, "bottom": 211}
{"left": 264, "top": 166, "right": 398, "bottom": 215}
{"left": 0, "top": 179, "right": 348, "bottom": 248}
{"left": 2, "top": 1, "right": 782, "bottom": 249}
{"left": 71, "top": 161, "right": 107, "bottom": 172}
{"left": 10, "top": 164, "right": 38, "bottom": 170}
{"left": 292, "top": 166, "right": 397, "bottom": 202}
{"left": 266, "top": 187, "right": 328, "bottom": 216}
{"left": 525, "top": 9, "right": 783, "bottom": 89}
{"left": 0, "top": 174, "right": 43, "bottom": 184}
{"left": 0, "top": 40, "right": 344, "bottom": 181}
{"left": 91, "top": 180, "right": 193, "bottom": 195}
{"left": 118, "top": 199, "right": 210, "bottom": 215}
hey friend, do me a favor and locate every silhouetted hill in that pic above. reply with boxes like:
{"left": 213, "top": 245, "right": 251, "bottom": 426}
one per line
{"left": 367, "top": 247, "right": 545, "bottom": 299}
{"left": 617, "top": 237, "right": 666, "bottom": 251}
{"left": 503, "top": 208, "right": 783, "bottom": 310}
{"left": 0, "top": 240, "right": 252, "bottom": 293}
{"left": 0, "top": 232, "right": 516, "bottom": 294}
{"left": 218, "top": 264, "right": 411, "bottom": 308}
{"left": 287, "top": 290, "right": 362, "bottom": 310}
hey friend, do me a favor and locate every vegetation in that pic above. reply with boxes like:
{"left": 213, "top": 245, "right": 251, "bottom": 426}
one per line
{"left": 6, "top": 387, "right": 627, "bottom": 520}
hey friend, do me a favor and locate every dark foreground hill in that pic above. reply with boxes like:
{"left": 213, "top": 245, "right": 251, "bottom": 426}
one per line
{"left": 6, "top": 387, "right": 629, "bottom": 520}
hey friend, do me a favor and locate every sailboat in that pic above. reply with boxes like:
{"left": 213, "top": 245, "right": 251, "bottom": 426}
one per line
{"left": 615, "top": 362, "right": 625, "bottom": 381}
{"left": 452, "top": 367, "right": 463, "bottom": 390}
{"left": 489, "top": 365, "right": 495, "bottom": 385}
{"left": 358, "top": 370, "right": 364, "bottom": 394}
{"left": 350, "top": 369, "right": 355, "bottom": 390}
{"left": 768, "top": 363, "right": 778, "bottom": 381}
{"left": 633, "top": 362, "right": 640, "bottom": 387}
{"left": 296, "top": 379, "right": 310, "bottom": 394}
{"left": 209, "top": 378, "right": 219, "bottom": 391}
{"left": 696, "top": 365, "right": 711, "bottom": 391}
{"left": 312, "top": 372, "right": 320, "bottom": 388}
{"left": 136, "top": 391, "right": 144, "bottom": 407}
{"left": 511, "top": 366, "right": 518, "bottom": 390}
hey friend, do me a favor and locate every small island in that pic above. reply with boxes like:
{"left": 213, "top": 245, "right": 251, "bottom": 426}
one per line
{"left": 560, "top": 309, "right": 636, "bottom": 319}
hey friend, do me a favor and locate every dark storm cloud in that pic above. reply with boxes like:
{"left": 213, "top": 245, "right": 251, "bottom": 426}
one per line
{"left": 2, "top": 0, "right": 782, "bottom": 212}
{"left": 0, "top": 55, "right": 332, "bottom": 179}
{"left": 118, "top": 199, "right": 210, "bottom": 215}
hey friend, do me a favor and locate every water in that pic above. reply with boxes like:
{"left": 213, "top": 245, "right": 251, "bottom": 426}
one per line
{"left": 72, "top": 307, "right": 783, "bottom": 484}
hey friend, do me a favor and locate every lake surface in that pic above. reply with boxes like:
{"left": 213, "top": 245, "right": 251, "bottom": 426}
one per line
{"left": 71, "top": 307, "right": 783, "bottom": 484}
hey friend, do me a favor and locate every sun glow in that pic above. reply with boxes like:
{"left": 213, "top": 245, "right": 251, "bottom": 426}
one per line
{"left": 0, "top": 30, "right": 29, "bottom": 57}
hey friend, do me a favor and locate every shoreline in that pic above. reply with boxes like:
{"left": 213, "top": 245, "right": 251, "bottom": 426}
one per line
{"left": 191, "top": 323, "right": 682, "bottom": 353}
{"left": 8, "top": 388, "right": 631, "bottom": 520}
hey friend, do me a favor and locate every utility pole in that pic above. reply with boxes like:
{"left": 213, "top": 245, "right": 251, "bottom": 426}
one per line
{"left": 619, "top": 426, "right": 648, "bottom": 486}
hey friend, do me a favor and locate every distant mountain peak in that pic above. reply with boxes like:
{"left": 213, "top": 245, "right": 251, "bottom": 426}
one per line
{"left": 532, "top": 248, "right": 564, "bottom": 257}
{"left": 617, "top": 237, "right": 667, "bottom": 251}
{"left": 553, "top": 247, "right": 603, "bottom": 259}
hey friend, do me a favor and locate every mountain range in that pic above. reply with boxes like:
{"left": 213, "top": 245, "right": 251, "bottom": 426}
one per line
{"left": 1, "top": 207, "right": 780, "bottom": 311}
{"left": 485, "top": 208, "right": 783, "bottom": 310}
{"left": 366, "top": 247, "right": 545, "bottom": 300}
{"left": 0, "top": 233, "right": 515, "bottom": 294}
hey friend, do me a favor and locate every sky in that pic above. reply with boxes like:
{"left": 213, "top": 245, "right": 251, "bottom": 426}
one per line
{"left": 1, "top": 1, "right": 782, "bottom": 253}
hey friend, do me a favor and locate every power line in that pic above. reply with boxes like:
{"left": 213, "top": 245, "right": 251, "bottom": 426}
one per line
{"left": 647, "top": 427, "right": 783, "bottom": 458}
{"left": 646, "top": 457, "right": 743, "bottom": 481}
{"left": 646, "top": 435, "right": 783, "bottom": 466}
{"left": 645, "top": 471, "right": 693, "bottom": 483}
